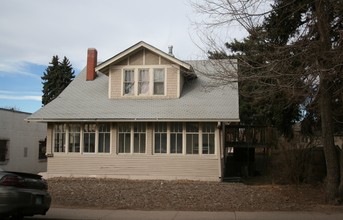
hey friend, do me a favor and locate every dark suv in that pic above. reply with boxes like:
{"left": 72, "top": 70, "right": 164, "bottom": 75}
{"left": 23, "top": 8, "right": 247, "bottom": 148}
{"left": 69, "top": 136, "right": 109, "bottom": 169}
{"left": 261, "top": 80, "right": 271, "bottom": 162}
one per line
{"left": 0, "top": 171, "right": 51, "bottom": 219}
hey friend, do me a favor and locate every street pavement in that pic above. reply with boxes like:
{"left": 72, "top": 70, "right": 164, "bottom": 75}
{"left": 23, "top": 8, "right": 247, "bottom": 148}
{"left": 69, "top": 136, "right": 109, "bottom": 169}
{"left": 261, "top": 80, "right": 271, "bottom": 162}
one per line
{"left": 26, "top": 208, "right": 343, "bottom": 220}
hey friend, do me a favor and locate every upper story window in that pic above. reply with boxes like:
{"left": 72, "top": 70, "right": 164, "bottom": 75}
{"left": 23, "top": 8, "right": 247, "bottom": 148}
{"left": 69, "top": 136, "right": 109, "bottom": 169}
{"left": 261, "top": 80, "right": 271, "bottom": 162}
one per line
{"left": 123, "top": 68, "right": 165, "bottom": 96}
{"left": 153, "top": 69, "right": 165, "bottom": 95}
{"left": 124, "top": 69, "right": 135, "bottom": 95}
{"left": 138, "top": 69, "right": 149, "bottom": 95}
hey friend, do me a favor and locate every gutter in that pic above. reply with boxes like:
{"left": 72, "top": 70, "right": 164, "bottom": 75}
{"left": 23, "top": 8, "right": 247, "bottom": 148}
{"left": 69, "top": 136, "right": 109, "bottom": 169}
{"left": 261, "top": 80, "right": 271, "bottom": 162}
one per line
{"left": 26, "top": 118, "right": 240, "bottom": 123}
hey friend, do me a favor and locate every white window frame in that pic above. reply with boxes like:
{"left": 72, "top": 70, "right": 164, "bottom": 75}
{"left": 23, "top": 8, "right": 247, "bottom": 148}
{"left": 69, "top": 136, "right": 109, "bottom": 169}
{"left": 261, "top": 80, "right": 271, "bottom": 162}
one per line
{"left": 153, "top": 68, "right": 165, "bottom": 95}
{"left": 152, "top": 122, "right": 217, "bottom": 156}
{"left": 202, "top": 123, "right": 216, "bottom": 155}
{"left": 123, "top": 69, "right": 135, "bottom": 95}
{"left": 133, "top": 123, "right": 147, "bottom": 153}
{"left": 185, "top": 122, "right": 199, "bottom": 155}
{"left": 68, "top": 124, "right": 81, "bottom": 153}
{"left": 138, "top": 69, "right": 150, "bottom": 95}
{"left": 170, "top": 122, "right": 183, "bottom": 154}
{"left": 122, "top": 66, "right": 166, "bottom": 97}
{"left": 118, "top": 122, "right": 147, "bottom": 154}
{"left": 98, "top": 123, "right": 111, "bottom": 153}
{"left": 52, "top": 123, "right": 112, "bottom": 154}
{"left": 53, "top": 124, "right": 66, "bottom": 153}
{"left": 83, "top": 123, "right": 96, "bottom": 153}
{"left": 154, "top": 122, "right": 168, "bottom": 154}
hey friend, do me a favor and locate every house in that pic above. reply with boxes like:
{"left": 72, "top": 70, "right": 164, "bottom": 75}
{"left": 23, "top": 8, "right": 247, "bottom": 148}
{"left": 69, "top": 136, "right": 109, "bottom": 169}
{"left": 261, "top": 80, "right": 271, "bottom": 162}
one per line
{"left": 27, "top": 41, "right": 239, "bottom": 181}
{"left": 0, "top": 108, "right": 47, "bottom": 173}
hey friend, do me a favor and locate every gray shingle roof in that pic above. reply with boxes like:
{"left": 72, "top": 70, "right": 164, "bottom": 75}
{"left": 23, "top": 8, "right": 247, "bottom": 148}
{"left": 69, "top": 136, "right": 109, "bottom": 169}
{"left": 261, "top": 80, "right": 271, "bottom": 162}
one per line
{"left": 27, "top": 60, "right": 239, "bottom": 122}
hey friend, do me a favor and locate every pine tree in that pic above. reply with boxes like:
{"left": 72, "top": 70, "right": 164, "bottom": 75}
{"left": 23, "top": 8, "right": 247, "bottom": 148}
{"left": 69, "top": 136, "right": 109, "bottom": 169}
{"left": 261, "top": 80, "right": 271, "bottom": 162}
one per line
{"left": 41, "top": 55, "right": 75, "bottom": 106}
{"left": 194, "top": 0, "right": 343, "bottom": 202}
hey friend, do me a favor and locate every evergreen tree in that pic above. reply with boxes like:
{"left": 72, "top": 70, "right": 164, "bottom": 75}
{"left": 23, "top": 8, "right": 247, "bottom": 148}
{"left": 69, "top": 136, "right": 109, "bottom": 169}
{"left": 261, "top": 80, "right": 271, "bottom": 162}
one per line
{"left": 194, "top": 0, "right": 343, "bottom": 202}
{"left": 41, "top": 55, "right": 75, "bottom": 106}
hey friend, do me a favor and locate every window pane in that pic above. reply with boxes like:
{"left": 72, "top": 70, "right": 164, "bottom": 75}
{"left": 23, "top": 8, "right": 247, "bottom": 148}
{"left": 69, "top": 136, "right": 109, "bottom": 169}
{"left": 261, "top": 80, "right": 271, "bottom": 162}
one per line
{"left": 54, "top": 124, "right": 65, "bottom": 152}
{"left": 118, "top": 123, "right": 131, "bottom": 153}
{"left": 186, "top": 134, "right": 199, "bottom": 154}
{"left": 155, "top": 134, "right": 161, "bottom": 153}
{"left": 153, "top": 69, "right": 164, "bottom": 95}
{"left": 138, "top": 69, "right": 149, "bottom": 95}
{"left": 124, "top": 70, "right": 134, "bottom": 95}
{"left": 209, "top": 134, "right": 215, "bottom": 154}
{"left": 99, "top": 123, "right": 110, "bottom": 153}
{"left": 134, "top": 133, "right": 146, "bottom": 153}
{"left": 170, "top": 122, "right": 183, "bottom": 154}
{"left": 119, "top": 134, "right": 125, "bottom": 153}
{"left": 186, "top": 123, "right": 199, "bottom": 132}
{"left": 39, "top": 140, "right": 47, "bottom": 160}
{"left": 202, "top": 123, "right": 215, "bottom": 155}
{"left": 133, "top": 123, "right": 146, "bottom": 153}
{"left": 186, "top": 123, "right": 199, "bottom": 154}
{"left": 84, "top": 124, "right": 96, "bottom": 153}
{"left": 69, "top": 124, "right": 80, "bottom": 153}
{"left": 154, "top": 123, "right": 167, "bottom": 153}
{"left": 99, "top": 133, "right": 110, "bottom": 153}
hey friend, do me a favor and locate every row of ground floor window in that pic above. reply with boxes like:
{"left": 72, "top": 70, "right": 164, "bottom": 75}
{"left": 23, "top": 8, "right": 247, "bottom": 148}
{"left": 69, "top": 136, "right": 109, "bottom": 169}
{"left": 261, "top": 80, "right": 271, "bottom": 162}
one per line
{"left": 50, "top": 122, "right": 218, "bottom": 155}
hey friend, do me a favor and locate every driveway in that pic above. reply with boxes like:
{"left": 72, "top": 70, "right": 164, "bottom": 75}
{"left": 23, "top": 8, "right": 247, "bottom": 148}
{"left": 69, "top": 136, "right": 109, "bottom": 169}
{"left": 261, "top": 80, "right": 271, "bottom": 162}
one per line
{"left": 26, "top": 208, "right": 343, "bottom": 220}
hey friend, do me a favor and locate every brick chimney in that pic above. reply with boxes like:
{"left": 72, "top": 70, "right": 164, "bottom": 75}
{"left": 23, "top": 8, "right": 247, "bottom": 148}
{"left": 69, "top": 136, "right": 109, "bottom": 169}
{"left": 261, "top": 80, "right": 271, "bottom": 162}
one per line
{"left": 87, "top": 48, "right": 97, "bottom": 81}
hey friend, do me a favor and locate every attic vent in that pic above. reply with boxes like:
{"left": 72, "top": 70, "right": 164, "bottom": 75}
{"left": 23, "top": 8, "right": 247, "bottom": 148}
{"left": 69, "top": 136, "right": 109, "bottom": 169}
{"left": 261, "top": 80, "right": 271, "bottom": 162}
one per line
{"left": 168, "top": 45, "right": 174, "bottom": 56}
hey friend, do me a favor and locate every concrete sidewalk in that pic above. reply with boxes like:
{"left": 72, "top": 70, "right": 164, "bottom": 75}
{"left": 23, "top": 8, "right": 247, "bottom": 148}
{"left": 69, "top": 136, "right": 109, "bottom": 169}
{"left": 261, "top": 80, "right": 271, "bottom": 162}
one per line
{"left": 28, "top": 208, "right": 343, "bottom": 220}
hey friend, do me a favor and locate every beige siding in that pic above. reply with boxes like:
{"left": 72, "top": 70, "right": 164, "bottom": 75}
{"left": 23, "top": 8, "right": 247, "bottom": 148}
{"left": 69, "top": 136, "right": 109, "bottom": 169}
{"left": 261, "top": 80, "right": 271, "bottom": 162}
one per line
{"left": 117, "top": 58, "right": 128, "bottom": 66}
{"left": 129, "top": 50, "right": 144, "bottom": 65}
{"left": 145, "top": 50, "right": 159, "bottom": 65}
{"left": 161, "top": 57, "right": 172, "bottom": 65}
{"left": 109, "top": 68, "right": 122, "bottom": 98}
{"left": 46, "top": 122, "right": 222, "bottom": 181}
{"left": 107, "top": 48, "right": 182, "bottom": 99}
{"left": 47, "top": 155, "right": 220, "bottom": 181}
{"left": 166, "top": 67, "right": 178, "bottom": 98}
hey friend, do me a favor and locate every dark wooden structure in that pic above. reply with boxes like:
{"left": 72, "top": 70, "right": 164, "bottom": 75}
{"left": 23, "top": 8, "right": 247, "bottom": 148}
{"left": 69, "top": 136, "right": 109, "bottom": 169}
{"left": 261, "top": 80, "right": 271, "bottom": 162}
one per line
{"left": 224, "top": 125, "right": 276, "bottom": 180}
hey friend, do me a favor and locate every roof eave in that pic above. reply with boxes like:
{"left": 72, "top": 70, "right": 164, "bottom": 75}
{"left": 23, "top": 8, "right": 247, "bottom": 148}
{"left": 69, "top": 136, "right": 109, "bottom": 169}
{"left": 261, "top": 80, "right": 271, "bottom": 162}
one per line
{"left": 95, "top": 41, "right": 192, "bottom": 72}
{"left": 26, "top": 118, "right": 240, "bottom": 123}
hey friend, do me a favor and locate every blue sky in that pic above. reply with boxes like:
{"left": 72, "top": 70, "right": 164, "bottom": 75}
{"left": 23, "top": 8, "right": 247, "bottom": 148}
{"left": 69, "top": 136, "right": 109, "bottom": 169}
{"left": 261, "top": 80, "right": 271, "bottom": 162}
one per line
{"left": 0, "top": 0, "right": 245, "bottom": 113}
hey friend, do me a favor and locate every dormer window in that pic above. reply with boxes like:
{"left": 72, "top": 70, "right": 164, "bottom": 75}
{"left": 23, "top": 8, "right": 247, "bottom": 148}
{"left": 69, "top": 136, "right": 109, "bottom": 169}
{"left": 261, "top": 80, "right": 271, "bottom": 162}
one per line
{"left": 124, "top": 69, "right": 134, "bottom": 95}
{"left": 138, "top": 69, "right": 149, "bottom": 95}
{"left": 153, "top": 69, "right": 165, "bottom": 95}
{"left": 122, "top": 67, "right": 165, "bottom": 96}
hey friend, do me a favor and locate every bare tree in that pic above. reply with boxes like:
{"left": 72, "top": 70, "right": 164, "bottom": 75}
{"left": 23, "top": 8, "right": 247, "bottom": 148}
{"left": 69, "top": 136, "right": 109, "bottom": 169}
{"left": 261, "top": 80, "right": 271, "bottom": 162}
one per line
{"left": 191, "top": 0, "right": 343, "bottom": 203}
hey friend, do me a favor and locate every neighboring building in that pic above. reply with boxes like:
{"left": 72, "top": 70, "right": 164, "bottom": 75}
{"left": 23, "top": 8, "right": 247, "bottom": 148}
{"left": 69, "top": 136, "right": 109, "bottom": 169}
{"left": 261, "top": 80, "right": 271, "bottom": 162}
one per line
{"left": 0, "top": 108, "right": 47, "bottom": 173}
{"left": 27, "top": 41, "right": 239, "bottom": 181}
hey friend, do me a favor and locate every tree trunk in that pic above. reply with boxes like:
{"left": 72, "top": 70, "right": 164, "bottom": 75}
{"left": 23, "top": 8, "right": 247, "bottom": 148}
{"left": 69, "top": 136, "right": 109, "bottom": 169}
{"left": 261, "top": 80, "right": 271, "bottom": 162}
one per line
{"left": 315, "top": 0, "right": 341, "bottom": 203}
{"left": 320, "top": 76, "right": 340, "bottom": 203}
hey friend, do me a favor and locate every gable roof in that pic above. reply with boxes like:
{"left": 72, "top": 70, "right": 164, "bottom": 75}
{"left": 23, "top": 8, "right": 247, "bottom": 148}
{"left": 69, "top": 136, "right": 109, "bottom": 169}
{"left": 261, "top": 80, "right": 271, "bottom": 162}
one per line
{"left": 96, "top": 41, "right": 192, "bottom": 73}
{"left": 27, "top": 59, "right": 239, "bottom": 123}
